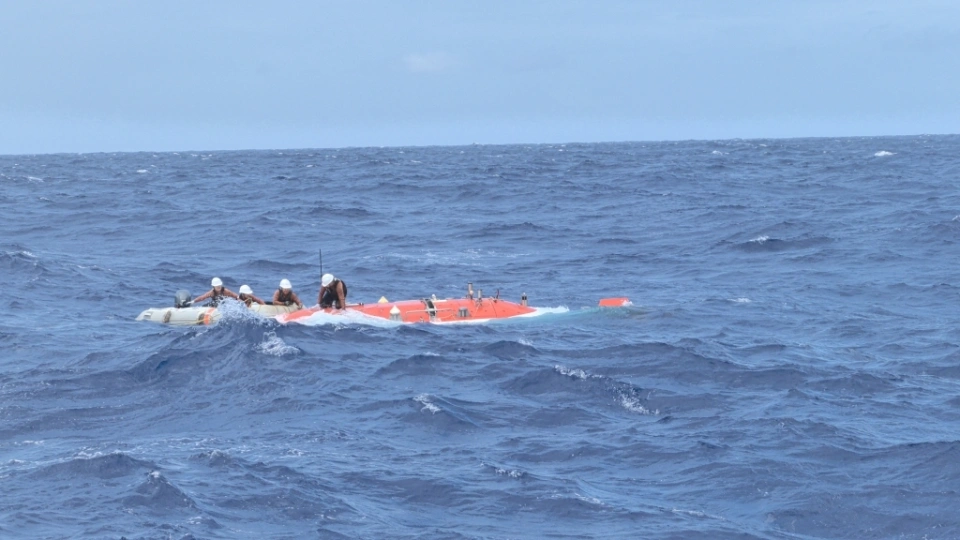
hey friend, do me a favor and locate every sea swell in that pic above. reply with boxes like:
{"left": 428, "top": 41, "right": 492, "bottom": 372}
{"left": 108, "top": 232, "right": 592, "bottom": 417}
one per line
{"left": 3, "top": 136, "right": 960, "bottom": 537}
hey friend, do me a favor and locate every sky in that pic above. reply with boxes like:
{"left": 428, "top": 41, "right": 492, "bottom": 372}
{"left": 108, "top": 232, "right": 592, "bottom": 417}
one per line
{"left": 2, "top": 0, "right": 958, "bottom": 154}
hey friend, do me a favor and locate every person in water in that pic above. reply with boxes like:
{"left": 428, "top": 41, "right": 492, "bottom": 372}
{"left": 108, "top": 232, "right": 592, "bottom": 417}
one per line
{"left": 318, "top": 273, "right": 348, "bottom": 309}
{"left": 192, "top": 277, "right": 239, "bottom": 307}
{"left": 237, "top": 284, "right": 265, "bottom": 306}
{"left": 272, "top": 279, "right": 303, "bottom": 308}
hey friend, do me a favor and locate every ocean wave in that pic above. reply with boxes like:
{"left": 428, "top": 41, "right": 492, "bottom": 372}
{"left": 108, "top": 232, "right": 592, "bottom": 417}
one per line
{"left": 255, "top": 331, "right": 299, "bottom": 356}
{"left": 732, "top": 235, "right": 834, "bottom": 253}
{"left": 413, "top": 393, "right": 441, "bottom": 414}
{"left": 122, "top": 470, "right": 198, "bottom": 510}
{"left": 31, "top": 452, "right": 156, "bottom": 480}
{"left": 5, "top": 136, "right": 960, "bottom": 538}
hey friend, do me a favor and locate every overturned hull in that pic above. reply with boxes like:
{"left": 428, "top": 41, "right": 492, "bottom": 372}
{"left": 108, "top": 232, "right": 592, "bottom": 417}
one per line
{"left": 276, "top": 296, "right": 631, "bottom": 325}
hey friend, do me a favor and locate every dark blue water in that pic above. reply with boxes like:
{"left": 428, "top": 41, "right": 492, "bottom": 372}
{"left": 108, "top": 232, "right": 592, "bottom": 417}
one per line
{"left": 3, "top": 136, "right": 960, "bottom": 539}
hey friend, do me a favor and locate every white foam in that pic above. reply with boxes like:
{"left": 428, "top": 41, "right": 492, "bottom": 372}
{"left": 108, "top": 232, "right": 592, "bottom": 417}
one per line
{"left": 414, "top": 394, "right": 440, "bottom": 414}
{"left": 529, "top": 306, "right": 569, "bottom": 316}
{"left": 296, "top": 309, "right": 401, "bottom": 328}
{"left": 874, "top": 151, "right": 895, "bottom": 157}
{"left": 555, "top": 365, "right": 594, "bottom": 380}
{"left": 74, "top": 449, "right": 106, "bottom": 459}
{"left": 671, "top": 508, "right": 726, "bottom": 521}
{"left": 255, "top": 331, "right": 299, "bottom": 356}
{"left": 749, "top": 235, "right": 769, "bottom": 244}
{"left": 711, "top": 150, "right": 725, "bottom": 155}
{"left": 76, "top": 264, "right": 108, "bottom": 272}
{"left": 573, "top": 493, "right": 603, "bottom": 505}
{"left": 495, "top": 467, "right": 524, "bottom": 478}
{"left": 618, "top": 393, "right": 659, "bottom": 415}
{"left": 215, "top": 300, "right": 267, "bottom": 323}
{"left": 729, "top": 297, "right": 751, "bottom": 303}
{"left": 136, "top": 169, "right": 148, "bottom": 174}
{"left": 16, "top": 440, "right": 44, "bottom": 446}
{"left": 26, "top": 176, "right": 43, "bottom": 183}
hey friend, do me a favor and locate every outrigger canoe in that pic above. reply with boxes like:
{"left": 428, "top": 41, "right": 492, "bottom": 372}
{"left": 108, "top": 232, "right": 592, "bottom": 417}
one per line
{"left": 277, "top": 294, "right": 631, "bottom": 325}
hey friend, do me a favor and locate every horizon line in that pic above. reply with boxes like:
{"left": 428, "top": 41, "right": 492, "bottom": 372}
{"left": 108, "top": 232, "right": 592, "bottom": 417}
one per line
{"left": 2, "top": 131, "right": 956, "bottom": 158}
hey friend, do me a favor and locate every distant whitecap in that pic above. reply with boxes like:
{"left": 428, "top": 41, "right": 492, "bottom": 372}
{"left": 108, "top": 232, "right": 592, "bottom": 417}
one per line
{"left": 618, "top": 394, "right": 658, "bottom": 415}
{"left": 495, "top": 467, "right": 524, "bottom": 478}
{"left": 874, "top": 151, "right": 895, "bottom": 157}
{"left": 555, "top": 365, "right": 591, "bottom": 380}
{"left": 414, "top": 394, "right": 440, "bottom": 414}
{"left": 749, "top": 235, "right": 769, "bottom": 244}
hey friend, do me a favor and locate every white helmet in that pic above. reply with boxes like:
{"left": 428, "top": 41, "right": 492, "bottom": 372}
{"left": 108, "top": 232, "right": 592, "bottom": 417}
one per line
{"left": 321, "top": 274, "right": 334, "bottom": 287}
{"left": 211, "top": 277, "right": 223, "bottom": 287}
{"left": 239, "top": 284, "right": 253, "bottom": 295}
{"left": 279, "top": 279, "right": 292, "bottom": 290}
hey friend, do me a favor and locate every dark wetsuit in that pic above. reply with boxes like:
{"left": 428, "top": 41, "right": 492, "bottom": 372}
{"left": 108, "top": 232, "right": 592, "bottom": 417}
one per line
{"left": 319, "top": 279, "right": 348, "bottom": 308}
{"left": 193, "top": 286, "right": 237, "bottom": 307}
{"left": 275, "top": 288, "right": 301, "bottom": 306}
{"left": 209, "top": 289, "right": 225, "bottom": 307}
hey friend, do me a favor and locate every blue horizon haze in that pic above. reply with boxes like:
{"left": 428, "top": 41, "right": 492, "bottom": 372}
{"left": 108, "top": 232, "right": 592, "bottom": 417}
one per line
{"left": 2, "top": 0, "right": 958, "bottom": 154}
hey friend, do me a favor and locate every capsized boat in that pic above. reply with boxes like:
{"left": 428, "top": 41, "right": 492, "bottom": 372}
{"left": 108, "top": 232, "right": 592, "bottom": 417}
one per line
{"left": 277, "top": 285, "right": 630, "bottom": 325}
{"left": 136, "top": 290, "right": 301, "bottom": 326}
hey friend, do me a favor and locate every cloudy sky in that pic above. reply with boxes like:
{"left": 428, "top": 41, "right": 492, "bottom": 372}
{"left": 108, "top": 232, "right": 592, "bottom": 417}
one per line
{"left": 2, "top": 1, "right": 958, "bottom": 154}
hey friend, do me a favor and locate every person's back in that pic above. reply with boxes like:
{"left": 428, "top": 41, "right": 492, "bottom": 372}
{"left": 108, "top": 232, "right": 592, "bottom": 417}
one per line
{"left": 272, "top": 279, "right": 303, "bottom": 308}
{"left": 318, "top": 273, "right": 348, "bottom": 309}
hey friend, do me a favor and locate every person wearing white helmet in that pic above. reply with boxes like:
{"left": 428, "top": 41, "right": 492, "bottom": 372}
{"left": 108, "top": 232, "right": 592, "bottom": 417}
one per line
{"left": 237, "top": 284, "right": 265, "bottom": 307}
{"left": 192, "top": 277, "right": 239, "bottom": 307}
{"left": 318, "top": 273, "right": 348, "bottom": 309}
{"left": 272, "top": 278, "right": 303, "bottom": 308}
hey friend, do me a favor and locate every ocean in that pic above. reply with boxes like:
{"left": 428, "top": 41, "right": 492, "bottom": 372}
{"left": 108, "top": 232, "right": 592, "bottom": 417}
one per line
{"left": 2, "top": 135, "right": 960, "bottom": 539}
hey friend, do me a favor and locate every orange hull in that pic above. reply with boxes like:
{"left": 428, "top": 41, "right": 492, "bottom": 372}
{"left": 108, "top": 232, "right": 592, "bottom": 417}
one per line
{"left": 276, "top": 296, "right": 630, "bottom": 324}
